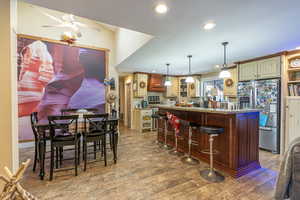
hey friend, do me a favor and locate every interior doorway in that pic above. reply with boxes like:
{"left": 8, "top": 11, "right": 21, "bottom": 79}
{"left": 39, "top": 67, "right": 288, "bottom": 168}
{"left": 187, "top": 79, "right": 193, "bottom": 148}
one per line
{"left": 125, "top": 83, "right": 132, "bottom": 128}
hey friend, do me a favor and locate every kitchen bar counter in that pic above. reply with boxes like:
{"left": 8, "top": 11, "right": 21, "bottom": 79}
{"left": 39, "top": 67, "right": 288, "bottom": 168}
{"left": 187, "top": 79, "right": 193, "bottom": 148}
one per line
{"left": 157, "top": 105, "right": 261, "bottom": 114}
{"left": 157, "top": 106, "right": 261, "bottom": 178}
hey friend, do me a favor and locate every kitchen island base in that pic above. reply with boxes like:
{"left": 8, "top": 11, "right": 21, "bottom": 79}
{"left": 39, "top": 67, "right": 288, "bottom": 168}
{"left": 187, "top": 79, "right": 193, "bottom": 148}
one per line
{"left": 157, "top": 106, "right": 261, "bottom": 178}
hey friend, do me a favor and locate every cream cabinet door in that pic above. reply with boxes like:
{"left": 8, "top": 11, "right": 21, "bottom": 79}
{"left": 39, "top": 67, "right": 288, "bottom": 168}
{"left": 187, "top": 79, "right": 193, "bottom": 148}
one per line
{"left": 188, "top": 78, "right": 200, "bottom": 97}
{"left": 239, "top": 62, "right": 257, "bottom": 81}
{"left": 165, "top": 77, "right": 178, "bottom": 97}
{"left": 286, "top": 97, "right": 300, "bottom": 150}
{"left": 257, "top": 57, "right": 281, "bottom": 79}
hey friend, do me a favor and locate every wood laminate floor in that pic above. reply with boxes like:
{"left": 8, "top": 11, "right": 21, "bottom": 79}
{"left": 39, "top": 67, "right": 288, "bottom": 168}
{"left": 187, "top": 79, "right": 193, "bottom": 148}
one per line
{"left": 20, "top": 126, "right": 281, "bottom": 200}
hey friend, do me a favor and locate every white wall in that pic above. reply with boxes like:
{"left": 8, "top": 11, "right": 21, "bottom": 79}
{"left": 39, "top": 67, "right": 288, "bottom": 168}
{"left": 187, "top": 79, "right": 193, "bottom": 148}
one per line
{"left": 0, "top": 0, "right": 19, "bottom": 187}
{"left": 115, "top": 28, "right": 153, "bottom": 66}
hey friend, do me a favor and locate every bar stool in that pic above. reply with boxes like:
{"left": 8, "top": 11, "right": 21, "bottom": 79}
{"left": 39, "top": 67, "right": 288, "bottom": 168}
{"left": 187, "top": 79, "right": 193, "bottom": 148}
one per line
{"left": 159, "top": 113, "right": 172, "bottom": 150}
{"left": 151, "top": 113, "right": 160, "bottom": 144}
{"left": 199, "top": 126, "right": 225, "bottom": 183}
{"left": 169, "top": 117, "right": 184, "bottom": 156}
{"left": 181, "top": 121, "right": 200, "bottom": 165}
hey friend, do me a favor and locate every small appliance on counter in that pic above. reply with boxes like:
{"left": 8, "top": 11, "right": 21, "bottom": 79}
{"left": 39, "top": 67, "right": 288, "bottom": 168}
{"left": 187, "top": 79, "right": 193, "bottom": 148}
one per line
{"left": 141, "top": 100, "right": 148, "bottom": 108}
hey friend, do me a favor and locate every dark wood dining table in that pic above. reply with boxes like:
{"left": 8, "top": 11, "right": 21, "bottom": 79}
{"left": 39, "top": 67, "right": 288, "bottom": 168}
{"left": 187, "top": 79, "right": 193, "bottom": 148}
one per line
{"left": 35, "top": 116, "right": 119, "bottom": 180}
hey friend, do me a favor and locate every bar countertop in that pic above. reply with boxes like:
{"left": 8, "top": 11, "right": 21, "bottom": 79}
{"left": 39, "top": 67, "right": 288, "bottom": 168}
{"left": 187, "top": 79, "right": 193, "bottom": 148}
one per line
{"left": 157, "top": 105, "right": 261, "bottom": 114}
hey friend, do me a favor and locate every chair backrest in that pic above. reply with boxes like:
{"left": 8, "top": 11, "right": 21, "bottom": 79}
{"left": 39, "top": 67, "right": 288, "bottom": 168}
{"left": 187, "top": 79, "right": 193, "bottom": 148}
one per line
{"left": 48, "top": 115, "right": 79, "bottom": 138}
{"left": 30, "top": 112, "right": 39, "bottom": 140}
{"left": 83, "top": 113, "right": 108, "bottom": 134}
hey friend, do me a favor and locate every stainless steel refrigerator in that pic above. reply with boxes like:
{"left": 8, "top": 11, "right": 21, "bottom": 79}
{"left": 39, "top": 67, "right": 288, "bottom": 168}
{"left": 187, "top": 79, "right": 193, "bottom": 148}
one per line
{"left": 238, "top": 79, "right": 281, "bottom": 153}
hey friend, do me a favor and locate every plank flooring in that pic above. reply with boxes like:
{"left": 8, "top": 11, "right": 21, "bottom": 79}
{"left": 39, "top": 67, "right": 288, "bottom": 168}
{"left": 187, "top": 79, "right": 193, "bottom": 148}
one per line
{"left": 20, "top": 126, "right": 281, "bottom": 200}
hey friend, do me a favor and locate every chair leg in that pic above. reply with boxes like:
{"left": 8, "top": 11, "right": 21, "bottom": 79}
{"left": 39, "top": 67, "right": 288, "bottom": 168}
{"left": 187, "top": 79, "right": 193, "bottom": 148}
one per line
{"left": 109, "top": 134, "right": 113, "bottom": 150}
{"left": 78, "top": 140, "right": 81, "bottom": 164}
{"left": 56, "top": 147, "right": 59, "bottom": 169}
{"left": 84, "top": 139, "right": 87, "bottom": 171}
{"left": 94, "top": 141, "right": 97, "bottom": 159}
{"left": 75, "top": 140, "right": 78, "bottom": 176}
{"left": 50, "top": 143, "right": 54, "bottom": 181}
{"left": 103, "top": 136, "right": 107, "bottom": 166}
{"left": 59, "top": 147, "right": 63, "bottom": 166}
{"left": 33, "top": 141, "right": 38, "bottom": 172}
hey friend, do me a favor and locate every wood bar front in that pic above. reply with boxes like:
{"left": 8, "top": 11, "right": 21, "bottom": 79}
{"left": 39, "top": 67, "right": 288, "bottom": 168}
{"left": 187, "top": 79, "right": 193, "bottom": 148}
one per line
{"left": 157, "top": 106, "right": 261, "bottom": 178}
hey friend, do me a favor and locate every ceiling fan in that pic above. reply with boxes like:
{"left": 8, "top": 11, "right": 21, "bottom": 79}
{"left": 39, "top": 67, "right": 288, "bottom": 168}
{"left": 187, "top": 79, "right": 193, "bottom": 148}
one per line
{"left": 32, "top": 6, "right": 101, "bottom": 38}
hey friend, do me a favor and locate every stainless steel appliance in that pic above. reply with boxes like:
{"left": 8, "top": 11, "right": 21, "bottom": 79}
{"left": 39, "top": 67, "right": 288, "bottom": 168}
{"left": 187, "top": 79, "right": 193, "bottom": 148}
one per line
{"left": 238, "top": 79, "right": 281, "bottom": 153}
{"left": 151, "top": 107, "right": 159, "bottom": 131}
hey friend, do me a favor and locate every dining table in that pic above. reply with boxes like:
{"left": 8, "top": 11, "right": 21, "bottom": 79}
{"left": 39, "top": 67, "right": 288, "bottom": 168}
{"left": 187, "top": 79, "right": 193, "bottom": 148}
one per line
{"left": 35, "top": 114, "right": 119, "bottom": 180}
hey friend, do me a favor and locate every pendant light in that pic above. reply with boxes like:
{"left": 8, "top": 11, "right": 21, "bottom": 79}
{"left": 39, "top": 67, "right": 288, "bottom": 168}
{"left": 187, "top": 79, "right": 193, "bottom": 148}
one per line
{"left": 219, "top": 42, "right": 231, "bottom": 78}
{"left": 185, "top": 55, "right": 194, "bottom": 83}
{"left": 164, "top": 63, "right": 172, "bottom": 86}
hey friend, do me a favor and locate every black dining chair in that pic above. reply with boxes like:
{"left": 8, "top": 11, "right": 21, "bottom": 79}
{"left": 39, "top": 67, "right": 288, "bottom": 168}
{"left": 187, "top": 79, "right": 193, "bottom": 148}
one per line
{"left": 106, "top": 118, "right": 119, "bottom": 164}
{"left": 48, "top": 115, "right": 80, "bottom": 181}
{"left": 82, "top": 114, "right": 108, "bottom": 171}
{"left": 30, "top": 112, "right": 39, "bottom": 172}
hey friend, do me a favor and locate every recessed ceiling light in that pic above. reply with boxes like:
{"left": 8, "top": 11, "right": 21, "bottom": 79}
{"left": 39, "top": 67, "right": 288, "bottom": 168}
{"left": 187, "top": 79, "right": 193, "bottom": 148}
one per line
{"left": 203, "top": 22, "right": 216, "bottom": 30}
{"left": 155, "top": 3, "right": 168, "bottom": 14}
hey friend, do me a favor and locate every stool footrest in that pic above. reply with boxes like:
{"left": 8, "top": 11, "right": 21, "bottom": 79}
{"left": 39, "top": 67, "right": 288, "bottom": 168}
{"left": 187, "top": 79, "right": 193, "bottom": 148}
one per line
{"left": 201, "top": 149, "right": 219, "bottom": 155}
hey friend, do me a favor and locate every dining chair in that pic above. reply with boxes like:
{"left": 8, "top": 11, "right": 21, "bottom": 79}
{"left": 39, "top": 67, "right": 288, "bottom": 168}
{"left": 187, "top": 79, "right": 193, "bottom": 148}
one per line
{"left": 83, "top": 113, "right": 108, "bottom": 171}
{"left": 48, "top": 115, "right": 80, "bottom": 181}
{"left": 30, "top": 112, "right": 39, "bottom": 172}
{"left": 106, "top": 118, "right": 119, "bottom": 164}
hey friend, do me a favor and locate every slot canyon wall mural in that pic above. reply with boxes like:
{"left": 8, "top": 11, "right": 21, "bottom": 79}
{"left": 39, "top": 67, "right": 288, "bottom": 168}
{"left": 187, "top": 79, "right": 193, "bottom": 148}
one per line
{"left": 18, "top": 35, "right": 107, "bottom": 141}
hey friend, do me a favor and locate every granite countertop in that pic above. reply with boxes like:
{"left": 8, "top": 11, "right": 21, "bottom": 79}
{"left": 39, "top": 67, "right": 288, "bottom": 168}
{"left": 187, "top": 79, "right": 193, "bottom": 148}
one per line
{"left": 157, "top": 105, "right": 261, "bottom": 114}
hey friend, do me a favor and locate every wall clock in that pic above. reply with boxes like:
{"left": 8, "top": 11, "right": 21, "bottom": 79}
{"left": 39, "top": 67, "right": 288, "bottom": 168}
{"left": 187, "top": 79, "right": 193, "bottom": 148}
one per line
{"left": 225, "top": 78, "right": 234, "bottom": 87}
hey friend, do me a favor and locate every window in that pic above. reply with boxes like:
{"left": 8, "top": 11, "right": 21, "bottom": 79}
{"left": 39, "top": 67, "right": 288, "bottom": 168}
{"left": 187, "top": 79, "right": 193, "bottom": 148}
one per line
{"left": 202, "top": 79, "right": 224, "bottom": 100}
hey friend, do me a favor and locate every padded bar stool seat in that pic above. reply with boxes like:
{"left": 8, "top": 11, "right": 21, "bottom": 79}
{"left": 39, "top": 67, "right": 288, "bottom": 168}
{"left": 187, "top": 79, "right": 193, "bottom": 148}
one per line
{"left": 181, "top": 120, "right": 200, "bottom": 165}
{"left": 199, "top": 126, "right": 225, "bottom": 183}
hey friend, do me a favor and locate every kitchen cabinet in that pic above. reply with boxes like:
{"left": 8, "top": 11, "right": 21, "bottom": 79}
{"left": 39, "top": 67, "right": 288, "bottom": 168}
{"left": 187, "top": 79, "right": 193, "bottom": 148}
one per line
{"left": 257, "top": 57, "right": 281, "bottom": 79}
{"left": 285, "top": 97, "right": 300, "bottom": 151}
{"left": 224, "top": 68, "right": 238, "bottom": 96}
{"left": 188, "top": 77, "right": 201, "bottom": 98}
{"left": 148, "top": 74, "right": 165, "bottom": 92}
{"left": 165, "top": 77, "right": 179, "bottom": 97}
{"left": 239, "top": 56, "right": 281, "bottom": 81}
{"left": 133, "top": 108, "right": 153, "bottom": 132}
{"left": 239, "top": 62, "right": 257, "bottom": 81}
{"left": 179, "top": 77, "right": 188, "bottom": 98}
{"left": 133, "top": 73, "right": 148, "bottom": 98}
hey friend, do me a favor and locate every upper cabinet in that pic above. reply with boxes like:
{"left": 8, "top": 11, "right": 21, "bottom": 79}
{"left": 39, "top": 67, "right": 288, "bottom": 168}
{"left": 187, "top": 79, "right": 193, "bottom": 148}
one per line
{"left": 257, "top": 57, "right": 281, "bottom": 79}
{"left": 188, "top": 77, "right": 201, "bottom": 98}
{"left": 239, "top": 62, "right": 258, "bottom": 81}
{"left": 133, "top": 73, "right": 148, "bottom": 98}
{"left": 224, "top": 68, "right": 238, "bottom": 96}
{"left": 148, "top": 74, "right": 165, "bottom": 92}
{"left": 165, "top": 77, "right": 179, "bottom": 97}
{"left": 239, "top": 56, "right": 281, "bottom": 81}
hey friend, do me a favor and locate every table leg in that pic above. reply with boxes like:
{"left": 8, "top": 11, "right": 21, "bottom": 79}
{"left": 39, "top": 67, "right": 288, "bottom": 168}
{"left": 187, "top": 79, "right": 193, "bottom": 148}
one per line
{"left": 112, "top": 132, "right": 118, "bottom": 164}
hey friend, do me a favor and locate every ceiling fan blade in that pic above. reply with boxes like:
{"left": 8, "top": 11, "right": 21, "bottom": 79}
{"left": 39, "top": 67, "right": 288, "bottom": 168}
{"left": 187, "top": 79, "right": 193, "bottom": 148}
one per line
{"left": 31, "top": 5, "right": 64, "bottom": 24}
{"left": 41, "top": 24, "right": 68, "bottom": 28}
{"left": 74, "top": 21, "right": 101, "bottom": 32}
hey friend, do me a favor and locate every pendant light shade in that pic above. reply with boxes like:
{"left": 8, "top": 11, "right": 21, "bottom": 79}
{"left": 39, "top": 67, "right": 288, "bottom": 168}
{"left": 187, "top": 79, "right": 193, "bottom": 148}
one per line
{"left": 219, "top": 42, "right": 231, "bottom": 79}
{"left": 185, "top": 55, "right": 194, "bottom": 83}
{"left": 164, "top": 63, "right": 172, "bottom": 86}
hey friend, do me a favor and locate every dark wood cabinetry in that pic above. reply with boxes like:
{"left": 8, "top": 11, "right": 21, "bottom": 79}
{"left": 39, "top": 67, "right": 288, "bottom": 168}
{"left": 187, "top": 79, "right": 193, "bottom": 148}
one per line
{"left": 148, "top": 74, "right": 165, "bottom": 92}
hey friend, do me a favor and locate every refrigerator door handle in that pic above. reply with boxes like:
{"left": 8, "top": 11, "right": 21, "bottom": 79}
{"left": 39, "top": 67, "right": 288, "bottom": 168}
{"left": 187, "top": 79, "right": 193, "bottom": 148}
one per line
{"left": 260, "top": 127, "right": 273, "bottom": 131}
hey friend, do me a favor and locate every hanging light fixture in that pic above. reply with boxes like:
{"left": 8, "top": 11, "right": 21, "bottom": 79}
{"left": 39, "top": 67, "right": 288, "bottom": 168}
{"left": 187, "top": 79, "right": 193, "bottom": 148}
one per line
{"left": 219, "top": 42, "right": 231, "bottom": 79}
{"left": 185, "top": 55, "right": 194, "bottom": 83}
{"left": 164, "top": 63, "right": 172, "bottom": 86}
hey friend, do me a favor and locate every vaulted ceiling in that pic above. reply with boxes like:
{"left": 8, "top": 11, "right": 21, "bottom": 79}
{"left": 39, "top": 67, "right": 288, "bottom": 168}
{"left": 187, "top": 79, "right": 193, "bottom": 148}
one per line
{"left": 24, "top": 0, "right": 300, "bottom": 75}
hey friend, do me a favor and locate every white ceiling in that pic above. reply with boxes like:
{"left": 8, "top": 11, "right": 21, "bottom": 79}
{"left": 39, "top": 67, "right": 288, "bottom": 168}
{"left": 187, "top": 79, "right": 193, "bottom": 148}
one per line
{"left": 24, "top": 0, "right": 300, "bottom": 75}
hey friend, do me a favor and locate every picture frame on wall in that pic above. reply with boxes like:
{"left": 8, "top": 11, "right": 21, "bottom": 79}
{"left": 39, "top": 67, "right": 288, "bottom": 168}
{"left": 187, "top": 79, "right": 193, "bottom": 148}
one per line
{"left": 17, "top": 34, "right": 109, "bottom": 141}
